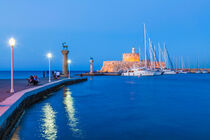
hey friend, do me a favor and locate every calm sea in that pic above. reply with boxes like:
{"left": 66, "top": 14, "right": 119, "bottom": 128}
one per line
{"left": 11, "top": 74, "right": 210, "bottom": 140}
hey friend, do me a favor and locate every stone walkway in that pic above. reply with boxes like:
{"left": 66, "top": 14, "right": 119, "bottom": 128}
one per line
{"left": 0, "top": 78, "right": 60, "bottom": 102}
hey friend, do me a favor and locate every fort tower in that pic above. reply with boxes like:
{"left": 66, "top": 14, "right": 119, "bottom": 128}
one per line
{"left": 122, "top": 47, "right": 140, "bottom": 62}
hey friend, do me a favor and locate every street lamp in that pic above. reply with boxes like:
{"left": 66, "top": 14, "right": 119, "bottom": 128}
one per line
{"left": 47, "top": 53, "right": 52, "bottom": 82}
{"left": 9, "top": 38, "right": 15, "bottom": 93}
{"left": 67, "top": 59, "right": 71, "bottom": 78}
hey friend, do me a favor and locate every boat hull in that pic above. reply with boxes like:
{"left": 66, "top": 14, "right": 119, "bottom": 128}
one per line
{"left": 163, "top": 70, "right": 177, "bottom": 75}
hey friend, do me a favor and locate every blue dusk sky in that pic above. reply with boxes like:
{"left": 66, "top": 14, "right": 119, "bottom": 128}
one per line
{"left": 0, "top": 0, "right": 209, "bottom": 71}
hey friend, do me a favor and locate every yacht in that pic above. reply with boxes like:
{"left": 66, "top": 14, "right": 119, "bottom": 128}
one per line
{"left": 140, "top": 69, "right": 155, "bottom": 76}
{"left": 121, "top": 69, "right": 135, "bottom": 76}
{"left": 153, "top": 69, "right": 163, "bottom": 75}
{"left": 122, "top": 68, "right": 155, "bottom": 76}
{"left": 163, "top": 69, "right": 177, "bottom": 75}
{"left": 178, "top": 70, "right": 188, "bottom": 74}
{"left": 202, "top": 70, "right": 208, "bottom": 74}
{"left": 195, "top": 70, "right": 201, "bottom": 74}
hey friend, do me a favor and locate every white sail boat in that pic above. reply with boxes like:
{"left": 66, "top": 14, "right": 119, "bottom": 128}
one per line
{"left": 140, "top": 24, "right": 155, "bottom": 76}
{"left": 195, "top": 57, "right": 201, "bottom": 74}
{"left": 162, "top": 43, "right": 177, "bottom": 75}
{"left": 121, "top": 24, "right": 155, "bottom": 76}
{"left": 149, "top": 41, "right": 162, "bottom": 76}
{"left": 178, "top": 57, "right": 188, "bottom": 74}
{"left": 202, "top": 70, "right": 208, "bottom": 74}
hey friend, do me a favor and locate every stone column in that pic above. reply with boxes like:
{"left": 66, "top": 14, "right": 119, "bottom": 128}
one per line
{"left": 132, "top": 47, "right": 135, "bottom": 54}
{"left": 90, "top": 58, "right": 93, "bottom": 73}
{"left": 62, "top": 50, "right": 69, "bottom": 77}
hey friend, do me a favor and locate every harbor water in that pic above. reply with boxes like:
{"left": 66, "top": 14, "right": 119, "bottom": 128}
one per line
{"left": 11, "top": 74, "right": 210, "bottom": 140}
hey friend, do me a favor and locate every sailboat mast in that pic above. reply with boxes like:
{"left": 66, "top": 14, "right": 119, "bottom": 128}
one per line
{"left": 153, "top": 45, "right": 156, "bottom": 69}
{"left": 139, "top": 47, "right": 141, "bottom": 65}
{"left": 149, "top": 38, "right": 153, "bottom": 70}
{"left": 163, "top": 43, "right": 167, "bottom": 68}
{"left": 197, "top": 57, "right": 199, "bottom": 71}
{"left": 158, "top": 43, "right": 162, "bottom": 69}
{"left": 144, "top": 24, "right": 147, "bottom": 69}
{"left": 182, "top": 57, "right": 184, "bottom": 69}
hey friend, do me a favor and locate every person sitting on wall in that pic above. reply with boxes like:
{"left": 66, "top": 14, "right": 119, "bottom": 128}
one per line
{"left": 54, "top": 70, "right": 57, "bottom": 79}
{"left": 27, "top": 75, "right": 34, "bottom": 85}
{"left": 33, "top": 75, "right": 39, "bottom": 85}
{"left": 27, "top": 75, "right": 38, "bottom": 86}
{"left": 56, "top": 71, "right": 60, "bottom": 79}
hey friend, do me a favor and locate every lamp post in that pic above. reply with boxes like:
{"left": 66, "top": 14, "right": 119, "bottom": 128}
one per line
{"left": 9, "top": 38, "right": 15, "bottom": 93}
{"left": 67, "top": 59, "right": 71, "bottom": 78}
{"left": 47, "top": 53, "right": 52, "bottom": 82}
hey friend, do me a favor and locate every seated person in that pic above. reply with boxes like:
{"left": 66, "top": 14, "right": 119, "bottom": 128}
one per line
{"left": 27, "top": 75, "right": 38, "bottom": 85}
{"left": 27, "top": 75, "right": 34, "bottom": 85}
{"left": 56, "top": 71, "right": 60, "bottom": 79}
{"left": 33, "top": 75, "right": 39, "bottom": 85}
{"left": 54, "top": 71, "right": 57, "bottom": 79}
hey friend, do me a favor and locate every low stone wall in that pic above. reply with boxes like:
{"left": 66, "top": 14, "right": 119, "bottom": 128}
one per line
{"left": 100, "top": 61, "right": 166, "bottom": 72}
{"left": 100, "top": 61, "right": 139, "bottom": 72}
{"left": 179, "top": 68, "right": 210, "bottom": 73}
{"left": 0, "top": 78, "right": 87, "bottom": 140}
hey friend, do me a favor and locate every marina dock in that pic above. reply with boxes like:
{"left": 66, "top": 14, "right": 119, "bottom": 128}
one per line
{"left": 0, "top": 77, "right": 87, "bottom": 139}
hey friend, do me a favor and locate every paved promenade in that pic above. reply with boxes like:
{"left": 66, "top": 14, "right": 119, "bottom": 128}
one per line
{"left": 0, "top": 78, "right": 59, "bottom": 102}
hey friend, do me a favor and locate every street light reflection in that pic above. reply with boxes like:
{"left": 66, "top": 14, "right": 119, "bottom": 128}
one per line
{"left": 10, "top": 126, "right": 20, "bottom": 140}
{"left": 63, "top": 87, "right": 82, "bottom": 137}
{"left": 41, "top": 103, "right": 57, "bottom": 140}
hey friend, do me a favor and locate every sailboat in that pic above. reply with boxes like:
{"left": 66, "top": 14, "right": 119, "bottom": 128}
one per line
{"left": 195, "top": 57, "right": 201, "bottom": 74}
{"left": 162, "top": 43, "right": 177, "bottom": 75}
{"left": 139, "top": 24, "right": 155, "bottom": 76}
{"left": 202, "top": 70, "right": 208, "bottom": 74}
{"left": 178, "top": 57, "right": 188, "bottom": 74}
{"left": 201, "top": 62, "right": 208, "bottom": 74}
{"left": 121, "top": 24, "right": 155, "bottom": 76}
{"left": 150, "top": 42, "right": 163, "bottom": 76}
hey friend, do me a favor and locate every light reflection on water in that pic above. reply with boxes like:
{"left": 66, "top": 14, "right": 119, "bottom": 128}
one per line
{"left": 11, "top": 126, "right": 20, "bottom": 140}
{"left": 41, "top": 103, "right": 57, "bottom": 140}
{"left": 63, "top": 87, "right": 83, "bottom": 138}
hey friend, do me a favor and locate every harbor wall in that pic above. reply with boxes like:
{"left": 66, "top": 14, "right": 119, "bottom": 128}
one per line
{"left": 179, "top": 68, "right": 210, "bottom": 73}
{"left": 0, "top": 77, "right": 87, "bottom": 140}
{"left": 100, "top": 61, "right": 166, "bottom": 72}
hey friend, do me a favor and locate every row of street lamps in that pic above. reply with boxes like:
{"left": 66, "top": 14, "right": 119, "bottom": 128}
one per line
{"left": 9, "top": 38, "right": 72, "bottom": 93}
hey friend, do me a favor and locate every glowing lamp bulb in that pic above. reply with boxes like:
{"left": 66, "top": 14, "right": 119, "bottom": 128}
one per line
{"left": 68, "top": 59, "right": 71, "bottom": 64}
{"left": 47, "top": 53, "right": 52, "bottom": 58}
{"left": 9, "top": 38, "right": 15, "bottom": 47}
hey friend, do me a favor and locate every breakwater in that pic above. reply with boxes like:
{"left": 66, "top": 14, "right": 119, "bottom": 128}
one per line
{"left": 0, "top": 77, "right": 87, "bottom": 140}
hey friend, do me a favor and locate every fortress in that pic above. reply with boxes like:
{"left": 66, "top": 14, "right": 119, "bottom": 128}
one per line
{"left": 100, "top": 48, "right": 165, "bottom": 72}
{"left": 122, "top": 48, "right": 140, "bottom": 62}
